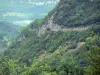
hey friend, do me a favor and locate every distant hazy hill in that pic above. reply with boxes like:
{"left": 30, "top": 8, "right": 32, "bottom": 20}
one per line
{"left": 0, "top": 21, "right": 18, "bottom": 38}
{"left": 0, "top": 21, "right": 19, "bottom": 52}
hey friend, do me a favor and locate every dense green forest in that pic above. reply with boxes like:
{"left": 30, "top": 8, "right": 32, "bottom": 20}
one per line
{"left": 0, "top": 0, "right": 100, "bottom": 75}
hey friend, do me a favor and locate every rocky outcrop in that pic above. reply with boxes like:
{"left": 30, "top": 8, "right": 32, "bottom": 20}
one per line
{"left": 37, "top": 13, "right": 61, "bottom": 36}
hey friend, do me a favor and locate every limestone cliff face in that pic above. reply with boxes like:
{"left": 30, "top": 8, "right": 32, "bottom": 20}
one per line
{"left": 38, "top": 0, "right": 100, "bottom": 36}
{"left": 37, "top": 13, "right": 61, "bottom": 36}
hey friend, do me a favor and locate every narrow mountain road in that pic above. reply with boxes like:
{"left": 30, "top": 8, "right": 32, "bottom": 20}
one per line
{"left": 50, "top": 25, "right": 89, "bottom": 32}
{"left": 60, "top": 26, "right": 89, "bottom": 31}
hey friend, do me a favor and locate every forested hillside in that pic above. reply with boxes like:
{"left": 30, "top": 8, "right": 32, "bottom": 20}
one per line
{"left": 0, "top": 0, "right": 100, "bottom": 75}
{"left": 51, "top": 0, "right": 100, "bottom": 27}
